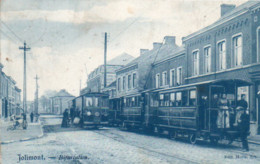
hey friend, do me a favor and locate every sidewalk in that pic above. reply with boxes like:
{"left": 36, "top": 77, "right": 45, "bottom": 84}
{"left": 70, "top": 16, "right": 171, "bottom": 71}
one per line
{"left": 0, "top": 119, "right": 44, "bottom": 144}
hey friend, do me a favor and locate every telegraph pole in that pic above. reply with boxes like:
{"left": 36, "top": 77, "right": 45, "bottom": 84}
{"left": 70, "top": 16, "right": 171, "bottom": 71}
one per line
{"left": 104, "top": 32, "right": 107, "bottom": 88}
{"left": 34, "top": 75, "right": 39, "bottom": 113}
{"left": 19, "top": 41, "right": 30, "bottom": 113}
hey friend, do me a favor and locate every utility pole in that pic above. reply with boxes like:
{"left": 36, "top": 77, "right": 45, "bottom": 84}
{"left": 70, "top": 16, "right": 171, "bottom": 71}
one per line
{"left": 19, "top": 41, "right": 30, "bottom": 113}
{"left": 34, "top": 75, "right": 39, "bottom": 113}
{"left": 104, "top": 32, "right": 107, "bottom": 88}
{"left": 79, "top": 79, "right": 81, "bottom": 96}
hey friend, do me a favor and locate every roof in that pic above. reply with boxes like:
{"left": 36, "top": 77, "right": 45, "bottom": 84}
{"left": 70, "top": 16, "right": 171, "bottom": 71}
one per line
{"left": 183, "top": 1, "right": 260, "bottom": 41}
{"left": 53, "top": 89, "right": 74, "bottom": 98}
{"left": 107, "top": 53, "right": 134, "bottom": 65}
{"left": 152, "top": 79, "right": 252, "bottom": 93}
{"left": 118, "top": 41, "right": 182, "bottom": 90}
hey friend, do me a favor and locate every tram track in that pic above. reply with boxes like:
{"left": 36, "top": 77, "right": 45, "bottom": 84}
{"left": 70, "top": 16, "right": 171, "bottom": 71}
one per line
{"left": 93, "top": 129, "right": 201, "bottom": 164}
{"left": 93, "top": 127, "right": 260, "bottom": 163}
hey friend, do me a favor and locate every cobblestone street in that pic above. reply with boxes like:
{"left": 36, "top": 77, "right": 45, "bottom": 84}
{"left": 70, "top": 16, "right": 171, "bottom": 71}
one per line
{"left": 1, "top": 115, "right": 260, "bottom": 164}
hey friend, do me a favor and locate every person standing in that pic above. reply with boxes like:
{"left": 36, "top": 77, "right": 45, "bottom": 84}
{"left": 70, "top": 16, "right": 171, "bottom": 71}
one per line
{"left": 237, "top": 94, "right": 248, "bottom": 109}
{"left": 61, "top": 109, "right": 69, "bottom": 128}
{"left": 238, "top": 108, "right": 250, "bottom": 151}
{"left": 30, "top": 112, "right": 34, "bottom": 123}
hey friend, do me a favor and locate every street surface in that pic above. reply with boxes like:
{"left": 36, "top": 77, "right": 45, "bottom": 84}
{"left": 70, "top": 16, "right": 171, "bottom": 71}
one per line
{"left": 1, "top": 115, "right": 260, "bottom": 164}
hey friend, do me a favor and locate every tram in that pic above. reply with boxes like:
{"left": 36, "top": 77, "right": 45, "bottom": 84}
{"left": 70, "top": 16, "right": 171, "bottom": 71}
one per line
{"left": 72, "top": 92, "right": 109, "bottom": 128}
{"left": 120, "top": 79, "right": 251, "bottom": 144}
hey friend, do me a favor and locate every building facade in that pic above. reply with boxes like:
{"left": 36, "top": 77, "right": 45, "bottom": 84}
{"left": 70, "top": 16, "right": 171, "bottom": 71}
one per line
{"left": 84, "top": 53, "right": 134, "bottom": 94}
{"left": 51, "top": 89, "right": 75, "bottom": 114}
{"left": 182, "top": 1, "right": 260, "bottom": 135}
{"left": 1, "top": 68, "right": 22, "bottom": 118}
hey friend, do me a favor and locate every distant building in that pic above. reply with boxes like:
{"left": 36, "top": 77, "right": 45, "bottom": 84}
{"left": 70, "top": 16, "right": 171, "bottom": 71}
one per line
{"left": 51, "top": 89, "right": 75, "bottom": 114}
{"left": 82, "top": 53, "right": 134, "bottom": 94}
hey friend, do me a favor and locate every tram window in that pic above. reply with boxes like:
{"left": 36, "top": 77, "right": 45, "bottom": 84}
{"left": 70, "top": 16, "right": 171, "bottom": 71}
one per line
{"left": 182, "top": 91, "right": 188, "bottom": 106}
{"left": 150, "top": 93, "right": 159, "bottom": 107}
{"left": 164, "top": 94, "right": 170, "bottom": 106}
{"left": 159, "top": 94, "right": 164, "bottom": 106}
{"left": 170, "top": 93, "right": 176, "bottom": 106}
{"left": 86, "top": 97, "right": 93, "bottom": 107}
{"left": 189, "top": 90, "right": 197, "bottom": 106}
{"left": 227, "top": 94, "right": 235, "bottom": 107}
{"left": 93, "top": 97, "right": 99, "bottom": 107}
{"left": 176, "top": 92, "right": 182, "bottom": 106}
{"left": 132, "top": 97, "right": 135, "bottom": 107}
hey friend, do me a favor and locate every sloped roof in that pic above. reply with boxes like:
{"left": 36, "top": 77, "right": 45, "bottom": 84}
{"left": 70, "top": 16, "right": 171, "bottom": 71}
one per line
{"left": 121, "top": 42, "right": 181, "bottom": 91}
{"left": 183, "top": 1, "right": 260, "bottom": 41}
{"left": 53, "top": 89, "right": 74, "bottom": 97}
{"left": 107, "top": 53, "right": 134, "bottom": 65}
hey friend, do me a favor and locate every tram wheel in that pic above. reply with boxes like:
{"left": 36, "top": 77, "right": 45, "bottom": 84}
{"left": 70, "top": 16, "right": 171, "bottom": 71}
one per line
{"left": 189, "top": 134, "right": 197, "bottom": 145}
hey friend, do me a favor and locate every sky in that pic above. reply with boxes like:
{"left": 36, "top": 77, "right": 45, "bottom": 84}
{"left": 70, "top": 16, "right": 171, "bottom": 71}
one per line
{"left": 0, "top": 0, "right": 248, "bottom": 100}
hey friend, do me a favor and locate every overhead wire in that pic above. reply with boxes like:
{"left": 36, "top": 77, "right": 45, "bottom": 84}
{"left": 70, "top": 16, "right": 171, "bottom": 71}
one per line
{"left": 0, "top": 20, "right": 24, "bottom": 43}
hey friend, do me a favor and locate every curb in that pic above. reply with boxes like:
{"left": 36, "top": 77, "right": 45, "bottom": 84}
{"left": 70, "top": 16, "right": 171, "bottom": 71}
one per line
{"left": 1, "top": 123, "right": 44, "bottom": 145}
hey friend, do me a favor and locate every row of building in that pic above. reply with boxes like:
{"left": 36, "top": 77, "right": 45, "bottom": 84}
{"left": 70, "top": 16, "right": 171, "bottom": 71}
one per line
{"left": 0, "top": 63, "right": 22, "bottom": 118}
{"left": 83, "top": 1, "right": 260, "bottom": 135}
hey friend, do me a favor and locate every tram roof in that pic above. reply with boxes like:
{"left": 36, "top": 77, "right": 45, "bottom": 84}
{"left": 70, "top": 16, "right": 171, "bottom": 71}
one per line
{"left": 146, "top": 79, "right": 252, "bottom": 93}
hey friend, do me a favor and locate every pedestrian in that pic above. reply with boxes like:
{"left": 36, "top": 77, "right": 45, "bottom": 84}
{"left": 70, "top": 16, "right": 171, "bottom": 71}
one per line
{"left": 61, "top": 109, "right": 69, "bottom": 128}
{"left": 30, "top": 112, "right": 34, "bottom": 123}
{"left": 237, "top": 107, "right": 250, "bottom": 152}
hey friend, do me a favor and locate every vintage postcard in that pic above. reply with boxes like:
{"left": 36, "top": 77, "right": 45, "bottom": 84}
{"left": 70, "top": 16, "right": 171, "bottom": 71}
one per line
{"left": 1, "top": 0, "right": 260, "bottom": 163}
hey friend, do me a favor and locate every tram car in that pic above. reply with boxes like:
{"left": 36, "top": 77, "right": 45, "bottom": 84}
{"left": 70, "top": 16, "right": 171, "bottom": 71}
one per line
{"left": 72, "top": 92, "right": 109, "bottom": 128}
{"left": 120, "top": 79, "right": 251, "bottom": 144}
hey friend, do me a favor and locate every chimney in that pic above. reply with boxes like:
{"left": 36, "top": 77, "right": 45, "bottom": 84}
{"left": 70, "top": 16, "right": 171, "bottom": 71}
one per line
{"left": 164, "top": 36, "right": 176, "bottom": 45}
{"left": 221, "top": 4, "right": 236, "bottom": 17}
{"left": 153, "top": 42, "right": 162, "bottom": 49}
{"left": 140, "top": 49, "right": 149, "bottom": 55}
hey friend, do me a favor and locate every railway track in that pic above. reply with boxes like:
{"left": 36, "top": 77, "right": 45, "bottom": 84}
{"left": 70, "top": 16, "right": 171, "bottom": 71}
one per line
{"left": 93, "top": 129, "right": 201, "bottom": 164}
{"left": 93, "top": 128, "right": 260, "bottom": 163}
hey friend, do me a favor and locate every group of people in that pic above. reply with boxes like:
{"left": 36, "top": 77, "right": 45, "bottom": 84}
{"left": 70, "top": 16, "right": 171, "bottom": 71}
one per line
{"left": 61, "top": 108, "right": 81, "bottom": 128}
{"left": 212, "top": 93, "right": 250, "bottom": 151}
{"left": 30, "top": 112, "right": 40, "bottom": 123}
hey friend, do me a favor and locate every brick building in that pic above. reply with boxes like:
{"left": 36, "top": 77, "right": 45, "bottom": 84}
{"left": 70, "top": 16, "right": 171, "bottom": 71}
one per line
{"left": 83, "top": 53, "right": 134, "bottom": 94}
{"left": 182, "top": 1, "right": 260, "bottom": 135}
{"left": 0, "top": 67, "right": 22, "bottom": 118}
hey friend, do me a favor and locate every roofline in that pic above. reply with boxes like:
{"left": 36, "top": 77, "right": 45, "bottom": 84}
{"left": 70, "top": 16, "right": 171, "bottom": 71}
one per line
{"left": 154, "top": 50, "right": 185, "bottom": 65}
{"left": 182, "top": 8, "right": 248, "bottom": 42}
{"left": 116, "top": 62, "right": 138, "bottom": 73}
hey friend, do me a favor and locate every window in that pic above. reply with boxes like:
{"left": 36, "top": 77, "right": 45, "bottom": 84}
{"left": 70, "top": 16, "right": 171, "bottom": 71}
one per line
{"left": 86, "top": 97, "right": 93, "bottom": 107}
{"left": 128, "top": 75, "right": 131, "bottom": 89}
{"left": 133, "top": 73, "right": 137, "bottom": 88}
{"left": 176, "top": 92, "right": 182, "bottom": 106}
{"left": 170, "top": 93, "right": 176, "bottom": 106}
{"left": 162, "top": 71, "right": 167, "bottom": 86}
{"left": 193, "top": 50, "right": 199, "bottom": 76}
{"left": 182, "top": 91, "right": 188, "bottom": 106}
{"left": 177, "top": 67, "right": 182, "bottom": 85}
{"left": 218, "top": 41, "right": 226, "bottom": 70}
{"left": 204, "top": 46, "right": 211, "bottom": 73}
{"left": 155, "top": 73, "right": 160, "bottom": 88}
{"left": 170, "top": 69, "right": 175, "bottom": 86}
{"left": 233, "top": 35, "right": 242, "bottom": 66}
{"left": 123, "top": 76, "right": 126, "bottom": 90}
{"left": 150, "top": 93, "right": 159, "bottom": 107}
{"left": 117, "top": 78, "right": 121, "bottom": 92}
{"left": 189, "top": 90, "right": 197, "bottom": 106}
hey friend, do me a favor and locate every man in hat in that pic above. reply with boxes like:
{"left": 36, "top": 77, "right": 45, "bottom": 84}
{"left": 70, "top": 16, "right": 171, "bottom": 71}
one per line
{"left": 237, "top": 107, "right": 250, "bottom": 151}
